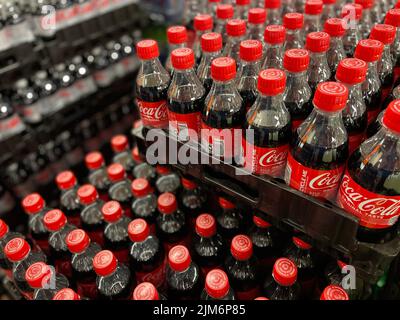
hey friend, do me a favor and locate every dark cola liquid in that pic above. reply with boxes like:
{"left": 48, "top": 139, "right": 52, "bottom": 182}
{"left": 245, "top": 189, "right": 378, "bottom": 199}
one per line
{"left": 263, "top": 276, "right": 300, "bottom": 300}
{"left": 72, "top": 268, "right": 99, "bottom": 300}
{"left": 364, "top": 88, "right": 382, "bottom": 118}
{"left": 104, "top": 237, "right": 130, "bottom": 265}
{"left": 49, "top": 247, "right": 74, "bottom": 282}
{"left": 343, "top": 112, "right": 368, "bottom": 137}
{"left": 201, "top": 104, "right": 246, "bottom": 129}
{"left": 216, "top": 208, "right": 245, "bottom": 246}
{"left": 366, "top": 117, "right": 382, "bottom": 138}
{"left": 382, "top": 92, "right": 394, "bottom": 110}
{"left": 285, "top": 100, "right": 314, "bottom": 127}
{"left": 81, "top": 221, "right": 105, "bottom": 247}
{"left": 203, "top": 78, "right": 213, "bottom": 94}
{"left": 244, "top": 120, "right": 292, "bottom": 148}
{"left": 168, "top": 96, "right": 205, "bottom": 114}
{"left": 30, "top": 231, "right": 50, "bottom": 256}
{"left": 98, "top": 278, "right": 134, "bottom": 300}
{"left": 156, "top": 222, "right": 189, "bottom": 250}
{"left": 167, "top": 276, "right": 203, "bottom": 301}
{"left": 239, "top": 89, "right": 257, "bottom": 111}
{"left": 381, "top": 72, "right": 394, "bottom": 94}
{"left": 192, "top": 234, "right": 225, "bottom": 274}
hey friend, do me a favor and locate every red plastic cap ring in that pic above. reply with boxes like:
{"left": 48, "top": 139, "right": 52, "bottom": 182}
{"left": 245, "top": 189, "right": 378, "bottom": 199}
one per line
{"left": 369, "top": 24, "right": 396, "bottom": 45}
{"left": 320, "top": 285, "right": 349, "bottom": 300}
{"left": 336, "top": 58, "right": 367, "bottom": 84}
{"left": 102, "top": 201, "right": 123, "bottom": 223}
{"left": 341, "top": 4, "right": 363, "bottom": 20}
{"left": 240, "top": 39, "right": 263, "bottom": 62}
{"left": 218, "top": 196, "right": 236, "bottom": 209}
{"left": 0, "top": 219, "right": 9, "bottom": 239}
{"left": 231, "top": 234, "right": 253, "bottom": 261}
{"left": 283, "top": 13, "right": 304, "bottom": 30}
{"left": 253, "top": 215, "right": 271, "bottom": 228}
{"left": 283, "top": 49, "right": 310, "bottom": 73}
{"left": 304, "top": 0, "right": 323, "bottom": 15}
{"left": 157, "top": 192, "right": 177, "bottom": 214}
{"left": 248, "top": 8, "right": 266, "bottom": 24}
{"left": 354, "top": 39, "right": 384, "bottom": 62}
{"left": 313, "top": 82, "right": 348, "bottom": 112}
{"left": 201, "top": 32, "right": 223, "bottom": 52}
{"left": 383, "top": 100, "right": 400, "bottom": 134}
{"left": 66, "top": 229, "right": 90, "bottom": 254}
{"left": 136, "top": 39, "right": 159, "bottom": 60}
{"left": 226, "top": 19, "right": 246, "bottom": 37}
{"left": 181, "top": 177, "right": 197, "bottom": 190}
{"left": 133, "top": 282, "right": 159, "bottom": 300}
{"left": 292, "top": 236, "right": 312, "bottom": 250}
{"left": 257, "top": 69, "right": 286, "bottom": 96}
{"left": 385, "top": 9, "right": 400, "bottom": 28}
{"left": 56, "top": 171, "right": 77, "bottom": 190}
{"left": 43, "top": 209, "right": 67, "bottom": 231}
{"left": 194, "top": 14, "right": 213, "bottom": 31}
{"left": 205, "top": 269, "right": 230, "bottom": 299}
{"left": 131, "top": 178, "right": 152, "bottom": 197}
{"left": 306, "top": 31, "right": 330, "bottom": 52}
{"left": 77, "top": 184, "right": 98, "bottom": 205}
{"left": 216, "top": 4, "right": 234, "bottom": 19}
{"left": 93, "top": 250, "right": 118, "bottom": 276}
{"left": 85, "top": 151, "right": 104, "bottom": 170}
{"left": 167, "top": 26, "right": 188, "bottom": 45}
{"left": 354, "top": 0, "right": 373, "bottom": 9}
{"left": 264, "top": 0, "right": 281, "bottom": 9}
{"left": 171, "top": 48, "right": 195, "bottom": 70}
{"left": 53, "top": 288, "right": 81, "bottom": 300}
{"left": 25, "top": 262, "right": 52, "bottom": 289}
{"left": 4, "top": 237, "right": 30, "bottom": 262}
{"left": 156, "top": 165, "right": 170, "bottom": 175}
{"left": 111, "top": 135, "right": 129, "bottom": 152}
{"left": 211, "top": 57, "right": 236, "bottom": 81}
{"left": 273, "top": 258, "right": 298, "bottom": 286}
{"left": 128, "top": 218, "right": 150, "bottom": 242}
{"left": 264, "top": 25, "right": 286, "bottom": 44}
{"left": 324, "top": 18, "right": 346, "bottom": 37}
{"left": 107, "top": 163, "right": 126, "bottom": 182}
{"left": 168, "top": 245, "right": 191, "bottom": 272}
{"left": 195, "top": 213, "right": 217, "bottom": 237}
{"left": 22, "top": 193, "right": 45, "bottom": 215}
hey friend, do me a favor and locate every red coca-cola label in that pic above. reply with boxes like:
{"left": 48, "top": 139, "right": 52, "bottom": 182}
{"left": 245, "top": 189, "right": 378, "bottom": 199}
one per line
{"left": 168, "top": 110, "right": 201, "bottom": 141}
{"left": 200, "top": 122, "right": 241, "bottom": 160}
{"left": 77, "top": 280, "right": 98, "bottom": 300}
{"left": 337, "top": 172, "right": 400, "bottom": 229}
{"left": 235, "top": 286, "right": 260, "bottom": 300}
{"left": 242, "top": 139, "right": 289, "bottom": 177}
{"left": 348, "top": 131, "right": 365, "bottom": 155}
{"left": 56, "top": 7, "right": 76, "bottom": 23}
{"left": 137, "top": 99, "right": 169, "bottom": 129}
{"left": 0, "top": 114, "right": 25, "bottom": 137}
{"left": 136, "top": 257, "right": 167, "bottom": 290}
{"left": 367, "top": 108, "right": 381, "bottom": 126}
{"left": 78, "top": 1, "right": 96, "bottom": 14}
{"left": 285, "top": 153, "right": 345, "bottom": 201}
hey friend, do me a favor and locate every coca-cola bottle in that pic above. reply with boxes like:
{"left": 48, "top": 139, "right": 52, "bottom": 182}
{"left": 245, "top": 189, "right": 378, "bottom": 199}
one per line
{"left": 132, "top": 282, "right": 166, "bottom": 300}
{"left": 55, "top": 171, "right": 81, "bottom": 228}
{"left": 237, "top": 40, "right": 263, "bottom": 111}
{"left": 69, "top": 55, "right": 97, "bottom": 98}
{"left": 110, "top": 135, "right": 135, "bottom": 174}
{"left": 21, "top": 193, "right": 50, "bottom": 255}
{"left": 192, "top": 214, "right": 225, "bottom": 275}
{"left": 320, "top": 285, "right": 349, "bottom": 300}
{"left": 306, "top": 32, "right": 332, "bottom": 95}
{"left": 283, "top": 13, "right": 304, "bottom": 51}
{"left": 225, "top": 235, "right": 260, "bottom": 300}
{"left": 167, "top": 48, "right": 206, "bottom": 142}
{"left": 179, "top": 176, "right": 207, "bottom": 225}
{"left": 155, "top": 166, "right": 181, "bottom": 194}
{"left": 131, "top": 178, "right": 157, "bottom": 232}
{"left": 235, "top": 0, "right": 250, "bottom": 19}
{"left": 107, "top": 163, "right": 133, "bottom": 217}
{"left": 265, "top": 0, "right": 282, "bottom": 25}
{"left": 355, "top": 0, "right": 373, "bottom": 39}
{"left": 243, "top": 68, "right": 291, "bottom": 178}
{"left": 197, "top": 32, "right": 223, "bottom": 93}
{"left": 263, "top": 257, "right": 300, "bottom": 300}
{"left": 285, "top": 82, "right": 349, "bottom": 201}
{"left": 336, "top": 58, "right": 368, "bottom": 154}
{"left": 369, "top": 24, "right": 396, "bottom": 101}
{"left": 262, "top": 25, "right": 286, "bottom": 69}
{"left": 156, "top": 192, "right": 189, "bottom": 251}
{"left": 84, "top": 151, "right": 111, "bottom": 201}
{"left": 216, "top": 196, "right": 245, "bottom": 244}
{"left": 166, "top": 245, "right": 202, "bottom": 300}
{"left": 135, "top": 40, "right": 170, "bottom": 137}
{"left": 66, "top": 229, "right": 101, "bottom": 300}
{"left": 0, "top": 96, "right": 26, "bottom": 141}
{"left": 371, "top": 0, "right": 383, "bottom": 24}
{"left": 247, "top": 8, "right": 267, "bottom": 42}
{"left": 77, "top": 184, "right": 105, "bottom": 247}
{"left": 0, "top": 219, "right": 23, "bottom": 280}
{"left": 193, "top": 14, "right": 214, "bottom": 64}
{"left": 304, "top": 0, "right": 323, "bottom": 35}
{"left": 324, "top": 18, "right": 347, "bottom": 76}
{"left": 12, "top": 78, "right": 42, "bottom": 127}
{"left": 341, "top": 3, "right": 363, "bottom": 57}
{"left": 283, "top": 48, "right": 312, "bottom": 131}
{"left": 52, "top": 288, "right": 82, "bottom": 300}
{"left": 4, "top": 238, "right": 47, "bottom": 299}
{"left": 93, "top": 250, "right": 134, "bottom": 300}
{"left": 223, "top": 19, "right": 247, "bottom": 64}
{"left": 165, "top": 26, "right": 188, "bottom": 74}
{"left": 133, "top": 162, "right": 157, "bottom": 183}
{"left": 354, "top": 39, "right": 384, "bottom": 125}
{"left": 207, "top": 0, "right": 221, "bottom": 19}
{"left": 214, "top": 4, "right": 235, "bottom": 43}
{"left": 201, "top": 57, "right": 245, "bottom": 161}
{"left": 128, "top": 218, "right": 166, "bottom": 291}
{"left": 201, "top": 268, "right": 235, "bottom": 300}
{"left": 25, "top": 262, "right": 69, "bottom": 300}
{"left": 337, "top": 100, "right": 400, "bottom": 243}
{"left": 321, "top": 0, "right": 336, "bottom": 25}
{"left": 385, "top": 9, "right": 400, "bottom": 86}
{"left": 43, "top": 209, "right": 76, "bottom": 279}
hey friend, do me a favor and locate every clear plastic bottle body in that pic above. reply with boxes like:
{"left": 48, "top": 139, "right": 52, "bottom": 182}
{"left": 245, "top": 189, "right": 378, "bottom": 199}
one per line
{"left": 307, "top": 52, "right": 332, "bottom": 93}
{"left": 108, "top": 179, "right": 133, "bottom": 215}
{"left": 216, "top": 206, "right": 245, "bottom": 244}
{"left": 223, "top": 35, "right": 247, "bottom": 64}
{"left": 237, "top": 60, "right": 261, "bottom": 111}
{"left": 235, "top": 4, "right": 249, "bottom": 20}
{"left": 379, "top": 45, "right": 395, "bottom": 95}
{"left": 263, "top": 276, "right": 300, "bottom": 300}
{"left": 247, "top": 23, "right": 265, "bottom": 43}
{"left": 59, "top": 186, "right": 81, "bottom": 227}
{"left": 96, "top": 264, "right": 133, "bottom": 300}
{"left": 343, "top": 26, "right": 361, "bottom": 58}
{"left": 112, "top": 151, "right": 135, "bottom": 174}
{"left": 282, "top": 0, "right": 296, "bottom": 15}
{"left": 327, "top": 37, "right": 347, "bottom": 76}
{"left": 80, "top": 201, "right": 105, "bottom": 246}
{"left": 132, "top": 194, "right": 158, "bottom": 226}
{"left": 391, "top": 28, "right": 400, "bottom": 68}
{"left": 104, "top": 216, "right": 131, "bottom": 263}
{"left": 197, "top": 50, "right": 222, "bottom": 93}
{"left": 359, "top": 9, "right": 372, "bottom": 39}
{"left": 192, "top": 233, "right": 225, "bottom": 274}
{"left": 166, "top": 262, "right": 202, "bottom": 300}
{"left": 370, "top": 1, "right": 382, "bottom": 24}
{"left": 88, "top": 166, "right": 111, "bottom": 196}
{"left": 284, "top": 29, "right": 303, "bottom": 51}
{"left": 262, "top": 44, "right": 284, "bottom": 69}
{"left": 180, "top": 185, "right": 207, "bottom": 223}
{"left": 156, "top": 209, "right": 188, "bottom": 251}
{"left": 304, "top": 14, "right": 322, "bottom": 35}
{"left": 362, "top": 61, "right": 383, "bottom": 125}
{"left": 321, "top": 4, "right": 335, "bottom": 25}
{"left": 214, "top": 18, "right": 229, "bottom": 43}
{"left": 266, "top": 9, "right": 282, "bottom": 25}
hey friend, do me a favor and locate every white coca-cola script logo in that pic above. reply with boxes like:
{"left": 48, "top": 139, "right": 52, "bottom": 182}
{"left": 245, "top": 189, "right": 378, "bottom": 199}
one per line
{"left": 309, "top": 172, "right": 342, "bottom": 190}
{"left": 259, "top": 149, "right": 288, "bottom": 167}
{"left": 139, "top": 101, "right": 168, "bottom": 121}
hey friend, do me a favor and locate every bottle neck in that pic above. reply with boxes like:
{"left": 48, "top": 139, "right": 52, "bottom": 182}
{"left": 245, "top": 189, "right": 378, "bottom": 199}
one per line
{"left": 200, "top": 50, "right": 221, "bottom": 62}
{"left": 226, "top": 34, "right": 246, "bottom": 46}
{"left": 168, "top": 43, "right": 186, "bottom": 54}
{"left": 287, "top": 70, "right": 308, "bottom": 85}
{"left": 360, "top": 9, "right": 372, "bottom": 24}
{"left": 382, "top": 44, "right": 394, "bottom": 68}
{"left": 238, "top": 59, "right": 261, "bottom": 77}
{"left": 366, "top": 61, "right": 380, "bottom": 82}
{"left": 212, "top": 79, "right": 238, "bottom": 92}
{"left": 254, "top": 93, "right": 284, "bottom": 110}
{"left": 248, "top": 23, "right": 265, "bottom": 40}
{"left": 309, "top": 51, "right": 329, "bottom": 68}
{"left": 330, "top": 36, "right": 344, "bottom": 49}
{"left": 304, "top": 14, "right": 321, "bottom": 26}
{"left": 140, "top": 58, "right": 166, "bottom": 75}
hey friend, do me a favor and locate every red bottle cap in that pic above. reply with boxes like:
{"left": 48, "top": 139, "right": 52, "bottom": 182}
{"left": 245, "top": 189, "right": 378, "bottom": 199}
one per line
{"left": 341, "top": 4, "right": 363, "bottom": 20}
{"left": 168, "top": 245, "right": 191, "bottom": 272}
{"left": 322, "top": 0, "right": 336, "bottom": 3}
{"left": 128, "top": 218, "right": 150, "bottom": 242}
{"left": 226, "top": 19, "right": 246, "bottom": 37}
{"left": 272, "top": 258, "right": 298, "bottom": 286}
{"left": 55, "top": 171, "right": 77, "bottom": 190}
{"left": 181, "top": 177, "right": 197, "bottom": 190}
{"left": 354, "top": 39, "right": 384, "bottom": 62}
{"left": 93, "top": 250, "right": 118, "bottom": 276}
{"left": 85, "top": 151, "right": 104, "bottom": 170}
{"left": 218, "top": 196, "right": 236, "bottom": 209}
{"left": 253, "top": 215, "right": 271, "bottom": 228}
{"left": 292, "top": 236, "right": 312, "bottom": 250}
{"left": 205, "top": 269, "right": 230, "bottom": 299}
{"left": 336, "top": 58, "right": 367, "bottom": 84}
{"left": 53, "top": 288, "right": 81, "bottom": 300}
{"left": 4, "top": 237, "right": 30, "bottom": 262}
{"left": 248, "top": 8, "right": 266, "bottom": 24}
{"left": 156, "top": 165, "right": 170, "bottom": 175}
{"left": 304, "top": 0, "right": 323, "bottom": 15}
{"left": 255, "top": 297, "right": 269, "bottom": 300}
{"left": 237, "top": 0, "right": 250, "bottom": 5}
{"left": 324, "top": 18, "right": 346, "bottom": 37}
{"left": 354, "top": 0, "right": 373, "bottom": 9}
{"left": 396, "top": 1, "right": 400, "bottom": 9}
{"left": 257, "top": 69, "right": 286, "bottom": 96}
{"left": 167, "top": 26, "right": 188, "bottom": 45}
{"left": 77, "top": 184, "right": 98, "bottom": 205}
{"left": 264, "top": 25, "right": 286, "bottom": 44}
{"left": 131, "top": 178, "right": 152, "bottom": 197}
{"left": 385, "top": 9, "right": 400, "bottom": 27}
{"left": 283, "top": 13, "right": 304, "bottom": 30}
{"left": 313, "top": 82, "right": 349, "bottom": 112}
{"left": 43, "top": 209, "right": 67, "bottom": 231}
{"left": 107, "top": 163, "right": 125, "bottom": 182}
{"left": 201, "top": 32, "right": 223, "bottom": 52}
{"left": 136, "top": 39, "right": 159, "bottom": 60}
{"left": 383, "top": 100, "right": 400, "bottom": 134}
{"left": 194, "top": 14, "right": 213, "bottom": 31}
{"left": 131, "top": 146, "right": 143, "bottom": 163}
{"left": 264, "top": 0, "right": 281, "bottom": 9}
{"left": 370, "top": 24, "right": 396, "bottom": 45}
{"left": 283, "top": 49, "right": 310, "bottom": 73}
{"left": 171, "top": 48, "right": 195, "bottom": 70}
{"left": 216, "top": 4, "right": 234, "bottom": 19}
{"left": 157, "top": 192, "right": 177, "bottom": 214}
{"left": 320, "top": 285, "right": 349, "bottom": 300}
{"left": 111, "top": 135, "right": 129, "bottom": 152}
{"left": 25, "top": 262, "right": 52, "bottom": 289}
{"left": 306, "top": 31, "right": 330, "bottom": 52}
{"left": 337, "top": 260, "right": 348, "bottom": 270}
{"left": 231, "top": 234, "right": 253, "bottom": 261}
{"left": 66, "top": 229, "right": 90, "bottom": 254}
{"left": 102, "top": 201, "right": 123, "bottom": 223}
{"left": 195, "top": 213, "right": 217, "bottom": 237}
{"left": 22, "top": 193, "right": 44, "bottom": 215}
{"left": 211, "top": 57, "right": 236, "bottom": 81}
{"left": 240, "top": 39, "right": 263, "bottom": 62}
{"left": 0, "top": 219, "right": 9, "bottom": 239}
{"left": 133, "top": 282, "right": 159, "bottom": 300}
